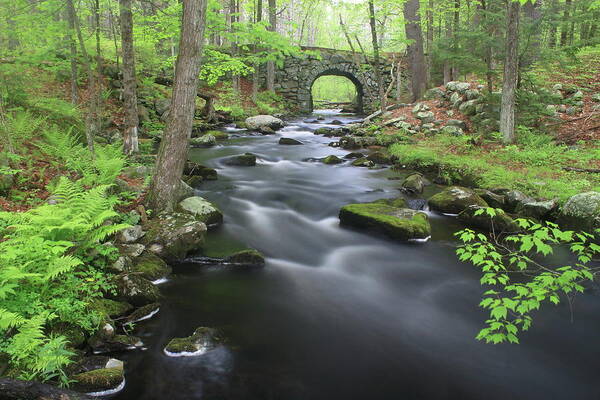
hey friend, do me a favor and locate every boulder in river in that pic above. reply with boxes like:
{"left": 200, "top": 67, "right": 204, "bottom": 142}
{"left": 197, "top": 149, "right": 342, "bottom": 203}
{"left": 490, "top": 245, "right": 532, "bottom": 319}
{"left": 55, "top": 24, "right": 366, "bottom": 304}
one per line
{"left": 558, "top": 191, "right": 600, "bottom": 231}
{"left": 279, "top": 137, "right": 303, "bottom": 145}
{"left": 72, "top": 358, "right": 125, "bottom": 395}
{"left": 143, "top": 213, "right": 207, "bottom": 261}
{"left": 224, "top": 249, "right": 266, "bottom": 267}
{"left": 224, "top": 153, "right": 257, "bottom": 166}
{"left": 126, "top": 302, "right": 161, "bottom": 323}
{"left": 164, "top": 327, "right": 223, "bottom": 357}
{"left": 131, "top": 252, "right": 172, "bottom": 281}
{"left": 344, "top": 152, "right": 364, "bottom": 159}
{"left": 114, "top": 273, "right": 160, "bottom": 306}
{"left": 245, "top": 115, "right": 284, "bottom": 131}
{"left": 88, "top": 334, "right": 144, "bottom": 354}
{"left": 184, "top": 161, "right": 218, "bottom": 180}
{"left": 339, "top": 199, "right": 431, "bottom": 242}
{"left": 190, "top": 134, "right": 217, "bottom": 147}
{"left": 458, "top": 206, "right": 520, "bottom": 233}
{"left": 474, "top": 189, "right": 506, "bottom": 209}
{"left": 351, "top": 157, "right": 375, "bottom": 168}
{"left": 428, "top": 186, "right": 488, "bottom": 214}
{"left": 177, "top": 196, "right": 223, "bottom": 226}
{"left": 314, "top": 127, "right": 333, "bottom": 135}
{"left": 322, "top": 155, "right": 344, "bottom": 165}
{"left": 366, "top": 151, "right": 392, "bottom": 165}
{"left": 401, "top": 173, "right": 429, "bottom": 194}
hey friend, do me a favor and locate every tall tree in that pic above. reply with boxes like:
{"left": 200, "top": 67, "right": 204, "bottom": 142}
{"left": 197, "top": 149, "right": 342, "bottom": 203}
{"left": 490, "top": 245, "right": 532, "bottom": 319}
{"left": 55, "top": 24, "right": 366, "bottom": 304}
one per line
{"left": 500, "top": 0, "right": 520, "bottom": 144}
{"left": 560, "top": 0, "right": 571, "bottom": 46}
{"left": 403, "top": 0, "right": 427, "bottom": 101}
{"left": 252, "top": 0, "right": 263, "bottom": 101}
{"left": 266, "top": 0, "right": 276, "bottom": 91}
{"left": 368, "top": 0, "right": 386, "bottom": 112}
{"left": 147, "top": 0, "right": 208, "bottom": 212}
{"left": 119, "top": 0, "right": 139, "bottom": 155}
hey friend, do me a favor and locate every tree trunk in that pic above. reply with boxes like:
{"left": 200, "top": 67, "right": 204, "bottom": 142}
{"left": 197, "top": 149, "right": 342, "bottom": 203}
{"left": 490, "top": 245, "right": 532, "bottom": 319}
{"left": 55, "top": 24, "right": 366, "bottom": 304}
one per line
{"left": 403, "top": 0, "right": 427, "bottom": 102}
{"left": 452, "top": 0, "right": 460, "bottom": 79}
{"left": 94, "top": 0, "right": 103, "bottom": 141}
{"left": 521, "top": 0, "right": 541, "bottom": 69}
{"left": 443, "top": 13, "right": 452, "bottom": 84}
{"left": 266, "top": 0, "right": 276, "bottom": 91}
{"left": 560, "top": 0, "right": 571, "bottom": 46}
{"left": 108, "top": 5, "right": 120, "bottom": 70}
{"left": 119, "top": 0, "right": 139, "bottom": 155}
{"left": 426, "top": 0, "right": 433, "bottom": 86}
{"left": 252, "top": 0, "right": 263, "bottom": 101}
{"left": 368, "top": 0, "right": 386, "bottom": 112}
{"left": 547, "top": 0, "right": 558, "bottom": 47}
{"left": 66, "top": 6, "right": 78, "bottom": 104}
{"left": 500, "top": 0, "right": 520, "bottom": 144}
{"left": 230, "top": 0, "right": 240, "bottom": 93}
{"left": 66, "top": 0, "right": 95, "bottom": 156}
{"left": 147, "top": 0, "right": 208, "bottom": 213}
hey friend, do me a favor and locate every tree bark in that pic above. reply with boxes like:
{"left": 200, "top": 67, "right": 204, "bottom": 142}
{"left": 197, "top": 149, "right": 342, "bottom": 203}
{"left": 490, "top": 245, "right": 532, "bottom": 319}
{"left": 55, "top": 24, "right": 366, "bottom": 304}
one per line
{"left": 119, "top": 0, "right": 139, "bottom": 155}
{"left": 252, "top": 0, "right": 263, "bottom": 101}
{"left": 230, "top": 0, "right": 240, "bottom": 93}
{"left": 147, "top": 0, "right": 208, "bottom": 213}
{"left": 66, "top": 6, "right": 78, "bottom": 104}
{"left": 521, "top": 0, "right": 541, "bottom": 69}
{"left": 368, "top": 0, "right": 386, "bottom": 112}
{"left": 500, "top": 0, "right": 520, "bottom": 144}
{"left": 403, "top": 0, "right": 427, "bottom": 102}
{"left": 443, "top": 13, "right": 452, "bottom": 83}
{"left": 426, "top": 0, "right": 434, "bottom": 86}
{"left": 547, "top": 0, "right": 558, "bottom": 48}
{"left": 266, "top": 0, "right": 276, "bottom": 91}
{"left": 560, "top": 0, "right": 571, "bottom": 46}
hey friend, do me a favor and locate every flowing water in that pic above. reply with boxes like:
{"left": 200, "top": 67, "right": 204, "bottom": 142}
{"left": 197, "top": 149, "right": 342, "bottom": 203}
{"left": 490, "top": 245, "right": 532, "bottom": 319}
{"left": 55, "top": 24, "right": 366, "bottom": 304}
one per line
{"left": 114, "top": 111, "right": 600, "bottom": 400}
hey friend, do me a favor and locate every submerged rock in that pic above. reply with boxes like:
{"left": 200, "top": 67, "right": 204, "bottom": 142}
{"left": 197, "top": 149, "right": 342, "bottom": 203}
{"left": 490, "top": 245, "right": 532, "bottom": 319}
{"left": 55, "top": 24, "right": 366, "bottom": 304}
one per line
{"left": 458, "top": 206, "right": 519, "bottom": 233}
{"left": 143, "top": 213, "right": 207, "bottom": 261}
{"left": 322, "top": 155, "right": 344, "bottom": 165}
{"left": 224, "top": 153, "right": 257, "bottom": 166}
{"left": 314, "top": 127, "right": 333, "bottom": 135}
{"left": 245, "top": 115, "right": 284, "bottom": 131}
{"left": 114, "top": 273, "right": 160, "bottom": 306}
{"left": 558, "top": 191, "right": 600, "bottom": 231}
{"left": 177, "top": 196, "right": 223, "bottom": 226}
{"left": 224, "top": 249, "right": 266, "bottom": 267}
{"left": 428, "top": 186, "right": 488, "bottom": 214}
{"left": 279, "top": 137, "right": 303, "bottom": 145}
{"left": 339, "top": 200, "right": 431, "bottom": 241}
{"left": 164, "top": 327, "right": 223, "bottom": 357}
{"left": 131, "top": 252, "right": 172, "bottom": 281}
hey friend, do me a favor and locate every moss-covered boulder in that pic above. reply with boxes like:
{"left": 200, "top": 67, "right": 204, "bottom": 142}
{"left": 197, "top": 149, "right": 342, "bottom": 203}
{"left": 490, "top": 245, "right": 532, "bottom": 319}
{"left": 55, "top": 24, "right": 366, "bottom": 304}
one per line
{"left": 142, "top": 213, "right": 207, "bottom": 261}
{"left": 164, "top": 327, "right": 223, "bottom": 357}
{"left": 131, "top": 252, "right": 172, "bottom": 281}
{"left": 558, "top": 191, "right": 600, "bottom": 232}
{"left": 428, "top": 186, "right": 488, "bottom": 214}
{"left": 49, "top": 322, "right": 87, "bottom": 349}
{"left": 88, "top": 334, "right": 144, "bottom": 354}
{"left": 184, "top": 161, "right": 218, "bottom": 180}
{"left": 203, "top": 130, "right": 229, "bottom": 140}
{"left": 475, "top": 189, "right": 506, "bottom": 209}
{"left": 224, "top": 153, "right": 257, "bottom": 166}
{"left": 279, "top": 137, "right": 303, "bottom": 145}
{"left": 515, "top": 199, "right": 558, "bottom": 220}
{"left": 245, "top": 115, "right": 284, "bottom": 131}
{"left": 401, "top": 173, "right": 429, "bottom": 194}
{"left": 504, "top": 190, "right": 535, "bottom": 213}
{"left": 114, "top": 274, "right": 160, "bottom": 306}
{"left": 351, "top": 157, "right": 375, "bottom": 168}
{"left": 190, "top": 134, "right": 216, "bottom": 147}
{"left": 314, "top": 127, "right": 333, "bottom": 135}
{"left": 344, "top": 152, "right": 364, "bottom": 159}
{"left": 126, "top": 303, "right": 160, "bottom": 323}
{"left": 339, "top": 201, "right": 430, "bottom": 241}
{"left": 458, "top": 206, "right": 519, "bottom": 232}
{"left": 73, "top": 359, "right": 125, "bottom": 394}
{"left": 366, "top": 151, "right": 391, "bottom": 165}
{"left": 177, "top": 196, "right": 223, "bottom": 226}
{"left": 89, "top": 299, "right": 133, "bottom": 319}
{"left": 224, "top": 249, "right": 266, "bottom": 267}
{"left": 322, "top": 155, "right": 344, "bottom": 165}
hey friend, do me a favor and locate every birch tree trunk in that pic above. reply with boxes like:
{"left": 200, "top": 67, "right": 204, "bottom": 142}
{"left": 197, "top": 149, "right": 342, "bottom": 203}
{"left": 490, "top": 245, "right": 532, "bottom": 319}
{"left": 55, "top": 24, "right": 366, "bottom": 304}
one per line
{"left": 147, "top": 0, "right": 208, "bottom": 213}
{"left": 119, "top": 0, "right": 139, "bottom": 155}
{"left": 500, "top": 0, "right": 520, "bottom": 144}
{"left": 403, "top": 0, "right": 427, "bottom": 101}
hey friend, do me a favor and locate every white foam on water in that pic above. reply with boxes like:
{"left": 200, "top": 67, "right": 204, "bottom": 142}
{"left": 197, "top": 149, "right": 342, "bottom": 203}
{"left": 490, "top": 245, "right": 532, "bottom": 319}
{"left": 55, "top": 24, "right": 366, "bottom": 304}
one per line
{"left": 163, "top": 345, "right": 209, "bottom": 358}
{"left": 152, "top": 277, "right": 169, "bottom": 285}
{"left": 409, "top": 235, "right": 432, "bottom": 243}
{"left": 87, "top": 378, "right": 126, "bottom": 397}
{"left": 442, "top": 212, "right": 459, "bottom": 217}
{"left": 129, "top": 307, "right": 160, "bottom": 323}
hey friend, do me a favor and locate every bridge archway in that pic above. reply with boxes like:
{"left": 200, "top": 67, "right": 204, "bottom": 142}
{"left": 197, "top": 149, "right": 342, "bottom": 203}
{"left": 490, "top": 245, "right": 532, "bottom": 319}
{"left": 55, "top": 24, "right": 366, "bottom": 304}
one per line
{"left": 309, "top": 68, "right": 364, "bottom": 113}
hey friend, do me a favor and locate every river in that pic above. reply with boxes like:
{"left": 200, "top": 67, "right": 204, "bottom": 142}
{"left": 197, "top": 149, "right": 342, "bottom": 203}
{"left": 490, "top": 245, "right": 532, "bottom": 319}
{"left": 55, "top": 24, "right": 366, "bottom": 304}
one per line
{"left": 113, "top": 111, "right": 600, "bottom": 400}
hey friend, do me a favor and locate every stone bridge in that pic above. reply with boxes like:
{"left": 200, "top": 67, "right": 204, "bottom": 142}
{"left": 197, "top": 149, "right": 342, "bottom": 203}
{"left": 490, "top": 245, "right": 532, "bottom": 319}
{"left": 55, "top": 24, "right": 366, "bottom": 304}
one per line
{"left": 272, "top": 47, "right": 404, "bottom": 114}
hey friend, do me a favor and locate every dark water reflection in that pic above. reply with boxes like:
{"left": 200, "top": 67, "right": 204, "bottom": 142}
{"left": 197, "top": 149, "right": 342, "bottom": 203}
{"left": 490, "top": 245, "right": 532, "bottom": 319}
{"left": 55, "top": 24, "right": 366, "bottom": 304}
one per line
{"left": 114, "top": 111, "right": 600, "bottom": 400}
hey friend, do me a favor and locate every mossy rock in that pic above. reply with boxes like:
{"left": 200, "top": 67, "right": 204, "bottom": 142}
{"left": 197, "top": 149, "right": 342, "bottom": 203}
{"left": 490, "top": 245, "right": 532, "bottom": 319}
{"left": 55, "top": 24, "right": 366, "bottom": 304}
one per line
{"left": 131, "top": 252, "right": 172, "bottom": 281}
{"left": 372, "top": 197, "right": 408, "bottom": 208}
{"left": 314, "top": 127, "right": 333, "bottom": 135}
{"left": 114, "top": 274, "right": 160, "bottom": 306}
{"left": 558, "top": 191, "right": 600, "bottom": 232}
{"left": 142, "top": 213, "right": 207, "bottom": 261}
{"left": 458, "top": 206, "right": 519, "bottom": 233}
{"left": 89, "top": 334, "right": 143, "bottom": 354}
{"left": 177, "top": 196, "right": 223, "bottom": 226}
{"left": 204, "top": 130, "right": 229, "bottom": 140}
{"left": 279, "top": 137, "right": 303, "bottom": 145}
{"left": 164, "top": 327, "right": 223, "bottom": 356}
{"left": 339, "top": 202, "right": 430, "bottom": 241}
{"left": 224, "top": 153, "right": 257, "bottom": 166}
{"left": 475, "top": 189, "right": 506, "bottom": 209}
{"left": 89, "top": 299, "right": 134, "bottom": 319}
{"left": 402, "top": 173, "right": 428, "bottom": 194}
{"left": 366, "top": 151, "right": 391, "bottom": 164}
{"left": 224, "top": 249, "right": 266, "bottom": 267}
{"left": 351, "top": 157, "right": 375, "bottom": 168}
{"left": 49, "top": 322, "right": 87, "bottom": 349}
{"left": 184, "top": 162, "right": 218, "bottom": 180}
{"left": 428, "top": 186, "right": 488, "bottom": 214}
{"left": 73, "top": 365, "right": 124, "bottom": 393}
{"left": 322, "top": 155, "right": 344, "bottom": 165}
{"left": 126, "top": 303, "right": 160, "bottom": 323}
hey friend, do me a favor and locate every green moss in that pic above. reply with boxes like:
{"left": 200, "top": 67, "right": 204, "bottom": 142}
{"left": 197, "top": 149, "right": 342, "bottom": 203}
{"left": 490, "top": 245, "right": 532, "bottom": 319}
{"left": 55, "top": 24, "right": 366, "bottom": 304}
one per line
{"left": 428, "top": 186, "right": 488, "bottom": 214}
{"left": 164, "top": 327, "right": 221, "bottom": 354}
{"left": 74, "top": 367, "right": 123, "bottom": 390}
{"left": 132, "top": 253, "right": 172, "bottom": 281}
{"left": 224, "top": 249, "right": 265, "bottom": 266}
{"left": 339, "top": 202, "right": 430, "bottom": 241}
{"left": 88, "top": 299, "right": 133, "bottom": 319}
{"left": 204, "top": 130, "right": 229, "bottom": 140}
{"left": 322, "top": 155, "right": 344, "bottom": 165}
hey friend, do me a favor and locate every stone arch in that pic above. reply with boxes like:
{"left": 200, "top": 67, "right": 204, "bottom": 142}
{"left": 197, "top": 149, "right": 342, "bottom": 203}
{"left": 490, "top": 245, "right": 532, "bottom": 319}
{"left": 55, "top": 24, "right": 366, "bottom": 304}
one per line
{"left": 307, "top": 67, "right": 365, "bottom": 113}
